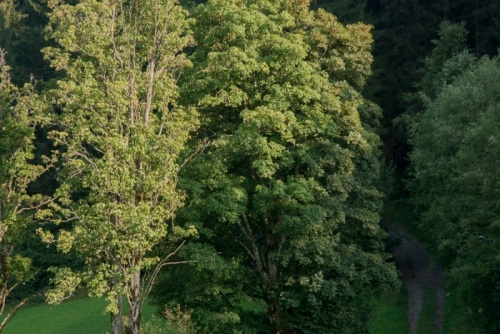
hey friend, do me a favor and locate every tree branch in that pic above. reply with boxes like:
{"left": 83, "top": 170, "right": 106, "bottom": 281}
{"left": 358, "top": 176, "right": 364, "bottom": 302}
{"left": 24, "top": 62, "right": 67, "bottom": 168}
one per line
{"left": 140, "top": 240, "right": 192, "bottom": 310}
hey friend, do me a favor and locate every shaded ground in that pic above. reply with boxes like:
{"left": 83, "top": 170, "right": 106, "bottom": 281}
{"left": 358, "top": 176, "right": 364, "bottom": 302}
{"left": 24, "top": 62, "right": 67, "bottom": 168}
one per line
{"left": 390, "top": 227, "right": 446, "bottom": 334}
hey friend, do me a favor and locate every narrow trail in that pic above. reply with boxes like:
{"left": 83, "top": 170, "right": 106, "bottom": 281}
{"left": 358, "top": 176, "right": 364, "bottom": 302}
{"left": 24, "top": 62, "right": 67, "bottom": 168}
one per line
{"left": 389, "top": 227, "right": 446, "bottom": 334}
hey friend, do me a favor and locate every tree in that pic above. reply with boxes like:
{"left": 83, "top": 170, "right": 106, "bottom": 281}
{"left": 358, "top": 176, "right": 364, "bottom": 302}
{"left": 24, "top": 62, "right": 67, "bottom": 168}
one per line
{"left": 399, "top": 22, "right": 476, "bottom": 130}
{"left": 0, "top": 0, "right": 24, "bottom": 62}
{"left": 0, "top": 0, "right": 53, "bottom": 85}
{"left": 311, "top": 0, "right": 367, "bottom": 24}
{"left": 163, "top": 0, "right": 397, "bottom": 332}
{"left": 151, "top": 243, "right": 266, "bottom": 333}
{"left": 408, "top": 56, "right": 500, "bottom": 332}
{"left": 38, "top": 0, "right": 197, "bottom": 333}
{"left": 364, "top": 0, "right": 500, "bottom": 173}
{"left": 446, "top": 0, "right": 500, "bottom": 56}
{"left": 0, "top": 49, "right": 55, "bottom": 331}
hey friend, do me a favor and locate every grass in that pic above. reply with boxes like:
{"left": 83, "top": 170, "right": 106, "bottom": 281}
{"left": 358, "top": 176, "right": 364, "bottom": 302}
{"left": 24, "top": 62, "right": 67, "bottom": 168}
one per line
{"left": 370, "top": 288, "right": 408, "bottom": 334}
{"left": 417, "top": 288, "right": 436, "bottom": 334}
{"left": 370, "top": 285, "right": 481, "bottom": 334}
{"left": 7, "top": 295, "right": 409, "bottom": 334}
{"left": 442, "top": 293, "right": 479, "bottom": 334}
{"left": 2, "top": 298, "right": 157, "bottom": 334}
{"left": 0, "top": 287, "right": 480, "bottom": 334}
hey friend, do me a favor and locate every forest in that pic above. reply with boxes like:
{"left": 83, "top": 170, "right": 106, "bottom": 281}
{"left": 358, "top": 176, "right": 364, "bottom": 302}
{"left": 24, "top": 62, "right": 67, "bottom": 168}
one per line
{"left": 0, "top": 0, "right": 499, "bottom": 333}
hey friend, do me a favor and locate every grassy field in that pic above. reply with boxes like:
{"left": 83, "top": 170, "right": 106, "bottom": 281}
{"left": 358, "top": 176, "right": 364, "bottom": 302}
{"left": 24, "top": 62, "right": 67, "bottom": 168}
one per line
{"left": 3, "top": 294, "right": 409, "bottom": 333}
{"left": 2, "top": 298, "right": 157, "bottom": 334}
{"left": 0, "top": 288, "right": 478, "bottom": 333}
{"left": 3, "top": 294, "right": 409, "bottom": 334}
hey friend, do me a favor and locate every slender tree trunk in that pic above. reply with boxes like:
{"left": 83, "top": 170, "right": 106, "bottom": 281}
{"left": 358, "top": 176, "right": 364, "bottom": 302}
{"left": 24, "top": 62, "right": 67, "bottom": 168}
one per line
{"left": 265, "top": 237, "right": 284, "bottom": 334}
{"left": 128, "top": 267, "right": 141, "bottom": 334}
{"left": 111, "top": 294, "right": 124, "bottom": 334}
{"left": 269, "top": 297, "right": 282, "bottom": 334}
{"left": 144, "top": 59, "right": 155, "bottom": 127}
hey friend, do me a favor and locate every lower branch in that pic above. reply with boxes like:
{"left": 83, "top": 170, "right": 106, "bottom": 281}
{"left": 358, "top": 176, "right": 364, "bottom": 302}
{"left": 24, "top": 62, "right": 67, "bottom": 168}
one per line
{"left": 0, "top": 296, "right": 30, "bottom": 331}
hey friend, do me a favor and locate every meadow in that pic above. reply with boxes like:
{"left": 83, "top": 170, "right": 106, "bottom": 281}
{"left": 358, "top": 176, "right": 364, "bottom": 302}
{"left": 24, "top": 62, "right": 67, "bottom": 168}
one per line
{"left": 1, "top": 288, "right": 476, "bottom": 333}
{"left": 1, "top": 298, "right": 156, "bottom": 334}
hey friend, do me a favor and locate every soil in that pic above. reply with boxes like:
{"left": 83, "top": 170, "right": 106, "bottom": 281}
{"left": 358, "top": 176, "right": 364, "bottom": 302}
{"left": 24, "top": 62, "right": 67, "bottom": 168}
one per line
{"left": 389, "top": 227, "right": 446, "bottom": 334}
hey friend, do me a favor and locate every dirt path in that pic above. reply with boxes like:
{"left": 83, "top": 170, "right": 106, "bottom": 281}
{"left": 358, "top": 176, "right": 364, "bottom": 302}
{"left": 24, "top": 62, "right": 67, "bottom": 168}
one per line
{"left": 389, "top": 227, "right": 446, "bottom": 334}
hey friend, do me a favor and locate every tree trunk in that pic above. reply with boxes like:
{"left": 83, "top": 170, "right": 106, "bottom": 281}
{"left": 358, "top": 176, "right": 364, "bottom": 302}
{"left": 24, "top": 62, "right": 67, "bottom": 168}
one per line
{"left": 269, "top": 297, "right": 283, "bottom": 334}
{"left": 128, "top": 268, "right": 141, "bottom": 334}
{"left": 111, "top": 294, "right": 124, "bottom": 334}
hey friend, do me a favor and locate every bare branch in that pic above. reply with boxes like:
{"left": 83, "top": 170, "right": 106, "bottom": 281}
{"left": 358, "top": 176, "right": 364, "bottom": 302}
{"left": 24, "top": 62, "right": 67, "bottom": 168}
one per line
{"left": 14, "top": 196, "right": 59, "bottom": 216}
{"left": 140, "top": 240, "right": 191, "bottom": 310}
{"left": 0, "top": 296, "right": 29, "bottom": 331}
{"left": 110, "top": 6, "right": 124, "bottom": 69}
{"left": 178, "top": 137, "right": 211, "bottom": 171}
{"left": 236, "top": 239, "right": 255, "bottom": 260}
{"left": 239, "top": 214, "right": 266, "bottom": 281}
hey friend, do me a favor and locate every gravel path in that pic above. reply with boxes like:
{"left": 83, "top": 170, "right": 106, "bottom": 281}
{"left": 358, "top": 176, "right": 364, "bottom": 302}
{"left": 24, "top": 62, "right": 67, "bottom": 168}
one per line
{"left": 390, "top": 227, "right": 446, "bottom": 334}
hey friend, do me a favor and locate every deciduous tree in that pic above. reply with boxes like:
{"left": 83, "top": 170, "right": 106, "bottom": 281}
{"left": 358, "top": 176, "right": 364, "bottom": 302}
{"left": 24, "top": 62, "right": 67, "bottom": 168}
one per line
{"left": 167, "top": 1, "right": 397, "bottom": 332}
{"left": 38, "top": 1, "right": 197, "bottom": 333}
{"left": 0, "top": 49, "right": 54, "bottom": 331}
{"left": 408, "top": 56, "right": 500, "bottom": 332}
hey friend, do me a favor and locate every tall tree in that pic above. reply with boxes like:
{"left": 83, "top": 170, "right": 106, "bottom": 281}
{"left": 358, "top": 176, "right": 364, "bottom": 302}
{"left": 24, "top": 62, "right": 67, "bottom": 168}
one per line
{"left": 38, "top": 0, "right": 197, "bottom": 333}
{"left": 365, "top": 0, "right": 500, "bottom": 171}
{"left": 167, "top": 0, "right": 397, "bottom": 332}
{"left": 408, "top": 56, "right": 500, "bottom": 332}
{"left": 0, "top": 49, "right": 55, "bottom": 331}
{"left": 416, "top": 21, "right": 471, "bottom": 100}
{"left": 400, "top": 21, "right": 475, "bottom": 124}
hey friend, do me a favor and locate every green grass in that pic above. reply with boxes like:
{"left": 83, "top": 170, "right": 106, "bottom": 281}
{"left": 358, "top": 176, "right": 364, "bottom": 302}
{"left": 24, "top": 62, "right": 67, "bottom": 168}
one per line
{"left": 370, "top": 288, "right": 408, "bottom": 334}
{"left": 1, "top": 287, "right": 480, "bottom": 334}
{"left": 2, "top": 298, "right": 157, "bottom": 334}
{"left": 417, "top": 288, "right": 436, "bottom": 334}
{"left": 371, "top": 285, "right": 480, "bottom": 334}
{"left": 5, "top": 292, "right": 411, "bottom": 334}
{"left": 442, "top": 293, "right": 478, "bottom": 334}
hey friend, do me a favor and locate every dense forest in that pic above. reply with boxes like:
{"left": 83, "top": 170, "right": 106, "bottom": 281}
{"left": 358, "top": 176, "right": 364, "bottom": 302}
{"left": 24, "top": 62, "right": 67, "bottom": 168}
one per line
{"left": 0, "top": 0, "right": 499, "bottom": 333}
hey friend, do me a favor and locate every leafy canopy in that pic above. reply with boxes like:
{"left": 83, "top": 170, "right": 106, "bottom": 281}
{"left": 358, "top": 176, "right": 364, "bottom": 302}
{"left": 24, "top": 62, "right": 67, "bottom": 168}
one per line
{"left": 408, "top": 56, "right": 500, "bottom": 332}
{"left": 156, "top": 0, "right": 398, "bottom": 332}
{"left": 39, "top": 0, "right": 197, "bottom": 332}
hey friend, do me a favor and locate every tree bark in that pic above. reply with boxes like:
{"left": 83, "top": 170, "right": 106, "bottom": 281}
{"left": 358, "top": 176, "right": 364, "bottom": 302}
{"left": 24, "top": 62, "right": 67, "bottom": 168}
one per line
{"left": 269, "top": 297, "right": 282, "bottom": 334}
{"left": 111, "top": 294, "right": 124, "bottom": 334}
{"left": 128, "top": 267, "right": 141, "bottom": 334}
